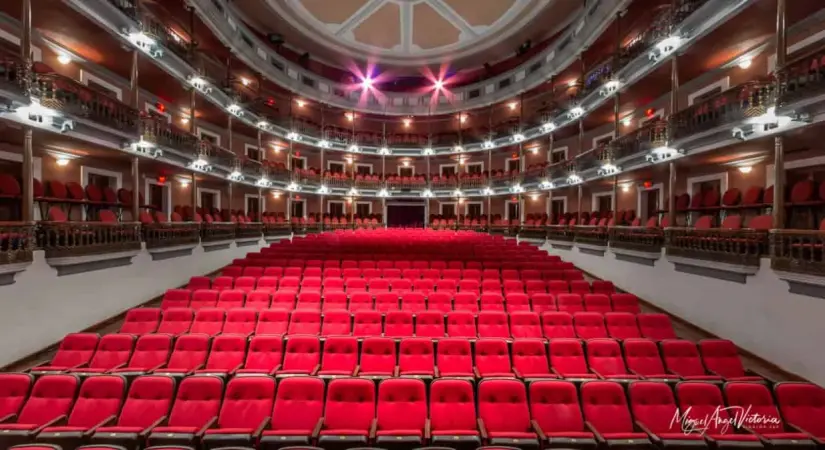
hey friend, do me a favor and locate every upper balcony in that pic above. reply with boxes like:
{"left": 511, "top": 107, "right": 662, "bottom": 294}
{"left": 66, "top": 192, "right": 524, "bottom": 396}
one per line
{"left": 59, "top": 0, "right": 751, "bottom": 157}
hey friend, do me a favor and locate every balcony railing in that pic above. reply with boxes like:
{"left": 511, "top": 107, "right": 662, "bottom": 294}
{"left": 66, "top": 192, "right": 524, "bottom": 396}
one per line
{"left": 547, "top": 225, "right": 575, "bottom": 243}
{"left": 608, "top": 226, "right": 665, "bottom": 253}
{"left": 140, "top": 116, "right": 198, "bottom": 154}
{"left": 670, "top": 81, "right": 775, "bottom": 140}
{"left": 770, "top": 229, "right": 825, "bottom": 276}
{"left": 573, "top": 225, "right": 609, "bottom": 247}
{"left": 0, "top": 222, "right": 35, "bottom": 266}
{"left": 35, "top": 73, "right": 139, "bottom": 134}
{"left": 201, "top": 222, "right": 236, "bottom": 242}
{"left": 609, "top": 120, "right": 669, "bottom": 160}
{"left": 39, "top": 221, "right": 142, "bottom": 258}
{"left": 264, "top": 222, "right": 292, "bottom": 236}
{"left": 199, "top": 141, "right": 236, "bottom": 168}
{"left": 236, "top": 222, "right": 264, "bottom": 240}
{"left": 665, "top": 227, "right": 768, "bottom": 266}
{"left": 0, "top": 57, "right": 25, "bottom": 97}
{"left": 777, "top": 44, "right": 825, "bottom": 107}
{"left": 143, "top": 222, "right": 201, "bottom": 249}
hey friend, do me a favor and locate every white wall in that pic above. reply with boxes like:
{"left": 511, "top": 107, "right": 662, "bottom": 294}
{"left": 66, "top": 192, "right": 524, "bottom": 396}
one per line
{"left": 0, "top": 242, "right": 263, "bottom": 366}
{"left": 544, "top": 244, "right": 825, "bottom": 387}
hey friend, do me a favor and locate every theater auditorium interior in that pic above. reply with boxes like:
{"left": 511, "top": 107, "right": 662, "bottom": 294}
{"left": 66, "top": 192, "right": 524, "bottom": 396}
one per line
{"left": 1, "top": 0, "right": 825, "bottom": 450}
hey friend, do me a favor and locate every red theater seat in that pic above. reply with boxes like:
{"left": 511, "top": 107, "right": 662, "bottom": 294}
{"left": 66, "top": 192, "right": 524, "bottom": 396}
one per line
{"left": 359, "top": 337, "right": 397, "bottom": 377}
{"left": 237, "top": 336, "right": 283, "bottom": 375}
{"left": 447, "top": 311, "right": 478, "bottom": 338}
{"left": 541, "top": 311, "right": 575, "bottom": 339}
{"left": 201, "top": 376, "right": 275, "bottom": 448}
{"left": 698, "top": 339, "right": 763, "bottom": 381}
{"left": 512, "top": 339, "right": 554, "bottom": 379}
{"left": 385, "top": 310, "right": 414, "bottom": 338}
{"left": 725, "top": 382, "right": 814, "bottom": 447}
{"left": 581, "top": 381, "right": 650, "bottom": 447}
{"left": 320, "top": 310, "right": 352, "bottom": 336}
{"left": 316, "top": 378, "right": 375, "bottom": 448}
{"left": 557, "top": 294, "right": 584, "bottom": 313}
{"left": 244, "top": 291, "right": 272, "bottom": 310}
{"left": 530, "top": 293, "right": 556, "bottom": 314}
{"left": 427, "top": 292, "right": 453, "bottom": 312}
{"left": 376, "top": 293, "right": 400, "bottom": 312}
{"left": 605, "top": 312, "right": 641, "bottom": 340}
{"left": 90, "top": 375, "right": 175, "bottom": 447}
{"left": 287, "top": 310, "right": 321, "bottom": 335}
{"left": 0, "top": 374, "right": 80, "bottom": 448}
{"left": 216, "top": 290, "right": 245, "bottom": 310}
{"left": 195, "top": 334, "right": 246, "bottom": 375}
{"left": 622, "top": 338, "right": 673, "bottom": 380}
{"left": 510, "top": 311, "right": 542, "bottom": 339}
{"left": 585, "top": 339, "right": 639, "bottom": 380}
{"left": 349, "top": 292, "right": 374, "bottom": 312}
{"left": 475, "top": 339, "right": 515, "bottom": 378}
{"left": 637, "top": 313, "right": 677, "bottom": 340}
{"left": 481, "top": 293, "right": 505, "bottom": 311}
{"left": 454, "top": 293, "right": 479, "bottom": 313}
{"left": 676, "top": 382, "right": 763, "bottom": 446}
{"left": 530, "top": 380, "right": 596, "bottom": 448}
{"left": 573, "top": 312, "right": 608, "bottom": 339}
{"left": 429, "top": 378, "right": 480, "bottom": 448}
{"left": 190, "top": 290, "right": 219, "bottom": 311}
{"left": 415, "top": 311, "right": 445, "bottom": 338}
{"left": 31, "top": 333, "right": 100, "bottom": 373}
{"left": 436, "top": 338, "right": 474, "bottom": 378}
{"left": 775, "top": 382, "right": 825, "bottom": 441}
{"left": 278, "top": 336, "right": 320, "bottom": 376}
{"left": 120, "top": 308, "right": 160, "bottom": 335}
{"left": 661, "top": 340, "right": 723, "bottom": 381}
{"left": 353, "top": 310, "right": 383, "bottom": 337}
{"left": 478, "top": 311, "right": 510, "bottom": 338}
{"left": 399, "top": 338, "right": 435, "bottom": 377}
{"left": 318, "top": 336, "right": 358, "bottom": 376}
{"left": 260, "top": 377, "right": 325, "bottom": 449}
{"left": 160, "top": 289, "right": 190, "bottom": 310}
{"left": 296, "top": 292, "right": 322, "bottom": 311}
{"left": 271, "top": 292, "right": 296, "bottom": 311}
{"left": 76, "top": 334, "right": 135, "bottom": 374}
{"left": 548, "top": 339, "right": 597, "bottom": 380}
{"left": 583, "top": 294, "right": 612, "bottom": 313}
{"left": 611, "top": 293, "right": 641, "bottom": 314}
{"left": 147, "top": 375, "right": 223, "bottom": 447}
{"left": 374, "top": 378, "right": 427, "bottom": 447}
{"left": 189, "top": 308, "right": 225, "bottom": 336}
{"left": 628, "top": 381, "right": 707, "bottom": 447}
{"left": 477, "top": 379, "right": 539, "bottom": 448}
{"left": 255, "top": 310, "right": 289, "bottom": 335}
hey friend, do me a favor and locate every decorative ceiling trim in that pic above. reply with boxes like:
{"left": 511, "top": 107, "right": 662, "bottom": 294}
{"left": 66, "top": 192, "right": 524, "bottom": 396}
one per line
{"left": 264, "top": 0, "right": 554, "bottom": 65}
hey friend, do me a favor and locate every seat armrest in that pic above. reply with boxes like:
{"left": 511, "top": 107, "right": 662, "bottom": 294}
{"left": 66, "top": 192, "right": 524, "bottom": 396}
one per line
{"left": 140, "top": 415, "right": 167, "bottom": 438}
{"left": 353, "top": 365, "right": 360, "bottom": 376}
{"left": 477, "top": 418, "right": 488, "bottom": 440}
{"left": 187, "top": 363, "right": 205, "bottom": 375}
{"left": 584, "top": 421, "right": 606, "bottom": 444}
{"left": 267, "top": 364, "right": 281, "bottom": 377}
{"left": 531, "top": 419, "right": 546, "bottom": 441}
{"left": 590, "top": 368, "right": 605, "bottom": 379}
{"left": 635, "top": 420, "right": 661, "bottom": 444}
{"left": 425, "top": 418, "right": 431, "bottom": 440}
{"left": 393, "top": 366, "right": 399, "bottom": 377}
{"left": 369, "top": 418, "right": 377, "bottom": 439}
{"left": 148, "top": 363, "right": 166, "bottom": 373}
{"left": 229, "top": 363, "right": 243, "bottom": 375}
{"left": 253, "top": 417, "right": 271, "bottom": 438}
{"left": 513, "top": 367, "right": 523, "bottom": 379}
{"left": 196, "top": 416, "right": 218, "bottom": 438}
{"left": 628, "top": 368, "right": 643, "bottom": 378}
{"left": 84, "top": 415, "right": 117, "bottom": 437}
{"left": 32, "top": 414, "right": 67, "bottom": 435}
{"left": 473, "top": 366, "right": 481, "bottom": 379}
{"left": 433, "top": 366, "right": 439, "bottom": 378}
{"left": 550, "top": 367, "right": 562, "bottom": 377}
{"left": 0, "top": 414, "right": 16, "bottom": 424}
{"left": 787, "top": 423, "right": 825, "bottom": 445}
{"left": 312, "top": 417, "right": 324, "bottom": 440}
{"left": 70, "top": 362, "right": 88, "bottom": 369}
{"left": 707, "top": 368, "right": 726, "bottom": 379}
{"left": 108, "top": 363, "right": 127, "bottom": 372}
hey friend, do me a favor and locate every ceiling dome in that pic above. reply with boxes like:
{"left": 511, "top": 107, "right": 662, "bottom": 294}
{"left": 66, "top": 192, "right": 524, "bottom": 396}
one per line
{"left": 235, "top": 0, "right": 579, "bottom": 69}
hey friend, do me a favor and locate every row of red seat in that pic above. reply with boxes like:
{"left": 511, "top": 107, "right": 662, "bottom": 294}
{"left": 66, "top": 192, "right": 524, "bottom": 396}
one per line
{"left": 161, "top": 289, "right": 638, "bottom": 314}
{"left": 221, "top": 265, "right": 588, "bottom": 281}
{"left": 36, "top": 331, "right": 748, "bottom": 382}
{"left": 129, "top": 307, "right": 663, "bottom": 340}
{"left": 184, "top": 276, "right": 594, "bottom": 296}
{"left": 3, "top": 373, "right": 823, "bottom": 450}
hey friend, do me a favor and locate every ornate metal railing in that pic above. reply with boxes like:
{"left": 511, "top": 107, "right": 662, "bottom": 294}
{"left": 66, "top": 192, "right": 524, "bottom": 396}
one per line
{"left": 39, "top": 221, "right": 142, "bottom": 258}
{"left": 143, "top": 222, "right": 201, "bottom": 249}
{"left": 770, "top": 229, "right": 825, "bottom": 276}
{"left": 547, "top": 225, "right": 576, "bottom": 242}
{"left": 264, "top": 222, "right": 292, "bottom": 236}
{"left": 241, "top": 158, "right": 266, "bottom": 179}
{"left": 34, "top": 73, "right": 140, "bottom": 134}
{"left": 608, "top": 226, "right": 665, "bottom": 253}
{"left": 323, "top": 175, "right": 353, "bottom": 188}
{"left": 201, "top": 222, "right": 236, "bottom": 242}
{"left": 0, "top": 57, "right": 26, "bottom": 97}
{"left": 609, "top": 120, "right": 669, "bottom": 160}
{"left": 354, "top": 177, "right": 382, "bottom": 189}
{"left": 665, "top": 227, "right": 768, "bottom": 266}
{"left": 458, "top": 177, "right": 487, "bottom": 190}
{"left": 777, "top": 44, "right": 825, "bottom": 106}
{"left": 198, "top": 141, "right": 235, "bottom": 168}
{"left": 236, "top": 222, "right": 263, "bottom": 239}
{"left": 573, "top": 225, "right": 609, "bottom": 246}
{"left": 0, "top": 222, "right": 35, "bottom": 266}
{"left": 140, "top": 116, "right": 198, "bottom": 154}
{"left": 670, "top": 81, "right": 775, "bottom": 140}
